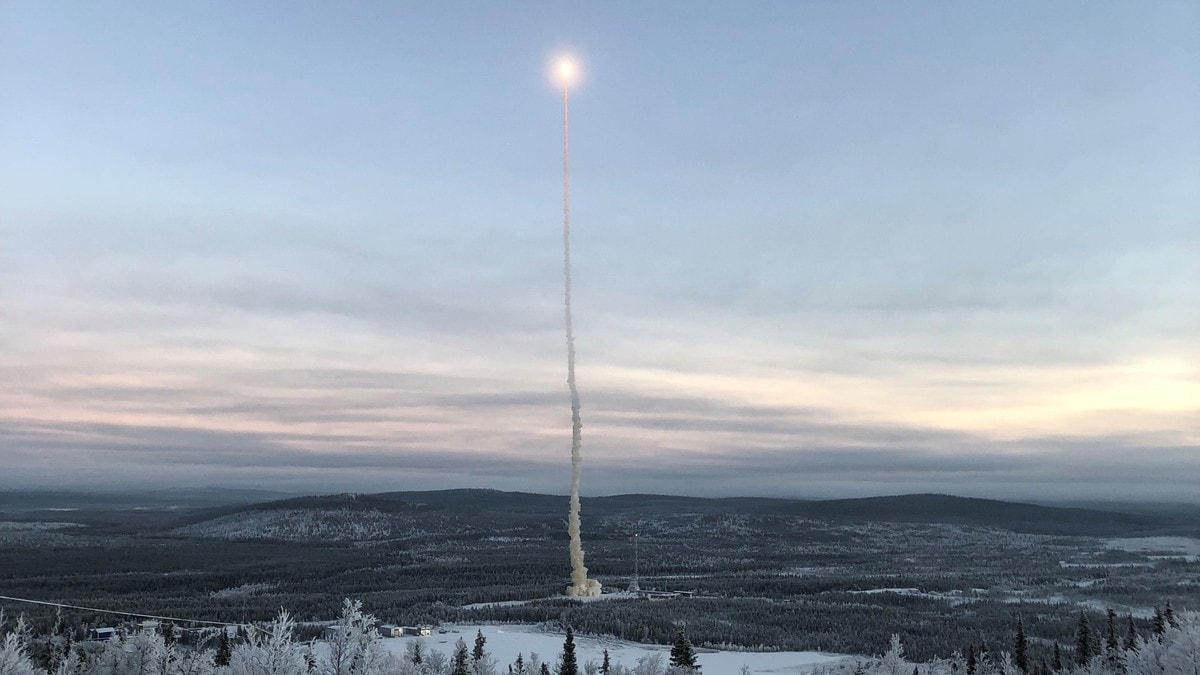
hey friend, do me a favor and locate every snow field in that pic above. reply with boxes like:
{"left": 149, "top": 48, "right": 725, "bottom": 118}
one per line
{"left": 379, "top": 624, "right": 847, "bottom": 675}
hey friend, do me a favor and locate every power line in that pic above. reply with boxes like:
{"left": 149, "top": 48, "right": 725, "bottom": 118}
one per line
{"left": 0, "top": 594, "right": 264, "bottom": 633}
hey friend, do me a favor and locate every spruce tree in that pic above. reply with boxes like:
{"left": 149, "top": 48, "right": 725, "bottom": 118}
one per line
{"left": 541, "top": 662, "right": 551, "bottom": 675}
{"left": 600, "top": 649, "right": 610, "bottom": 675}
{"left": 559, "top": 626, "right": 579, "bottom": 675}
{"left": 1105, "top": 609, "right": 1119, "bottom": 663}
{"left": 1123, "top": 615, "right": 1138, "bottom": 652}
{"left": 966, "top": 646, "right": 977, "bottom": 675}
{"left": 1075, "top": 612, "right": 1092, "bottom": 666}
{"left": 1163, "top": 600, "right": 1177, "bottom": 628}
{"left": 1014, "top": 616, "right": 1028, "bottom": 674}
{"left": 1051, "top": 643, "right": 1062, "bottom": 673}
{"left": 669, "top": 630, "right": 699, "bottom": 672}
{"left": 474, "top": 630, "right": 487, "bottom": 662}
{"left": 47, "top": 608, "right": 66, "bottom": 673}
{"left": 214, "top": 629, "right": 232, "bottom": 667}
{"left": 1152, "top": 607, "right": 1165, "bottom": 637}
{"left": 452, "top": 639, "right": 471, "bottom": 675}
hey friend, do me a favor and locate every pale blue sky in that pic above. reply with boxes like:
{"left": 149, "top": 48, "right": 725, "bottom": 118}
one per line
{"left": 2, "top": 2, "right": 1197, "bottom": 500}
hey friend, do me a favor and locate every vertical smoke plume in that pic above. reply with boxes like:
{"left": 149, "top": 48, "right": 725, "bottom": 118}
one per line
{"left": 561, "top": 74, "right": 601, "bottom": 598}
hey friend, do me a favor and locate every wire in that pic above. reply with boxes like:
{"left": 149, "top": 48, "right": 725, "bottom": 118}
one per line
{"left": 0, "top": 594, "right": 264, "bottom": 633}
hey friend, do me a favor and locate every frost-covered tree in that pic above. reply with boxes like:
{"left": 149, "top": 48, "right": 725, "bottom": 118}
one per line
{"left": 1123, "top": 611, "right": 1198, "bottom": 675}
{"left": 631, "top": 654, "right": 663, "bottom": 675}
{"left": 451, "top": 639, "right": 471, "bottom": 675}
{"left": 404, "top": 642, "right": 423, "bottom": 667}
{"left": 226, "top": 611, "right": 307, "bottom": 675}
{"left": 171, "top": 649, "right": 216, "bottom": 675}
{"left": 882, "top": 635, "right": 907, "bottom": 675}
{"left": 0, "top": 613, "right": 40, "bottom": 675}
{"left": 89, "top": 633, "right": 167, "bottom": 675}
{"left": 421, "top": 649, "right": 448, "bottom": 675}
{"left": 322, "top": 600, "right": 385, "bottom": 675}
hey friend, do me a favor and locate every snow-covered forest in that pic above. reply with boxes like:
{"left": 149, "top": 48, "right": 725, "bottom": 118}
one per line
{"left": 1, "top": 600, "right": 1196, "bottom": 675}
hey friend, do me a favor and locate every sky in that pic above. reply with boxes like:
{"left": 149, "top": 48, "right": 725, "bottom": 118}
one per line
{"left": 1, "top": 2, "right": 1197, "bottom": 502}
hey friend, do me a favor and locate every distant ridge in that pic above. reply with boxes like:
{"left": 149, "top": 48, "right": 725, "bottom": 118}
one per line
{"left": 184, "top": 489, "right": 1185, "bottom": 538}
{"left": 755, "top": 492, "right": 1165, "bottom": 534}
{"left": 11, "top": 487, "right": 1187, "bottom": 540}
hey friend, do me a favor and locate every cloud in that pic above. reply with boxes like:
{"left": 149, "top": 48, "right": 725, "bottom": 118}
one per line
{"left": 2, "top": 384, "right": 1196, "bottom": 502}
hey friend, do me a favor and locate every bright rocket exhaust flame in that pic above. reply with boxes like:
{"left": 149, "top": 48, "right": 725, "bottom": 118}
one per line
{"left": 559, "top": 57, "right": 601, "bottom": 598}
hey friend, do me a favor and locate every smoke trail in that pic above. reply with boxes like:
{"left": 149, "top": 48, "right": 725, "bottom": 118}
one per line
{"left": 561, "top": 77, "right": 601, "bottom": 599}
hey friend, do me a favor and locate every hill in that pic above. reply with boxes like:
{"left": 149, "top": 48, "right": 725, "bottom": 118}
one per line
{"left": 170, "top": 489, "right": 1185, "bottom": 542}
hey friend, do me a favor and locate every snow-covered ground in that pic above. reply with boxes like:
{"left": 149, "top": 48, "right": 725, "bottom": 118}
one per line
{"left": 379, "top": 624, "right": 848, "bottom": 675}
{"left": 0, "top": 521, "right": 81, "bottom": 531}
{"left": 1106, "top": 536, "right": 1200, "bottom": 562}
{"left": 460, "top": 592, "right": 642, "bottom": 610}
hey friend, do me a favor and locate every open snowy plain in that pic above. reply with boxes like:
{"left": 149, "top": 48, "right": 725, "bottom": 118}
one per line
{"left": 380, "top": 624, "right": 849, "bottom": 675}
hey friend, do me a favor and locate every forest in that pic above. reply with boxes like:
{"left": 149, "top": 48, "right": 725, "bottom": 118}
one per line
{"left": 1, "top": 599, "right": 1196, "bottom": 675}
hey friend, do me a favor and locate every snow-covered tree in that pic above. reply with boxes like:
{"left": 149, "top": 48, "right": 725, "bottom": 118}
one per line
{"left": 422, "top": 649, "right": 448, "bottom": 675}
{"left": 399, "top": 642, "right": 422, "bottom": 670}
{"left": 526, "top": 654, "right": 543, "bottom": 675}
{"left": 451, "top": 639, "right": 470, "bottom": 675}
{"left": 226, "top": 611, "right": 307, "bottom": 675}
{"left": 996, "top": 652, "right": 1020, "bottom": 675}
{"left": 170, "top": 649, "right": 216, "bottom": 675}
{"left": 882, "top": 635, "right": 907, "bottom": 675}
{"left": 631, "top": 654, "right": 663, "bottom": 675}
{"left": 0, "top": 613, "right": 40, "bottom": 675}
{"left": 1123, "top": 611, "right": 1199, "bottom": 675}
{"left": 88, "top": 633, "right": 168, "bottom": 675}
{"left": 321, "top": 600, "right": 385, "bottom": 675}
